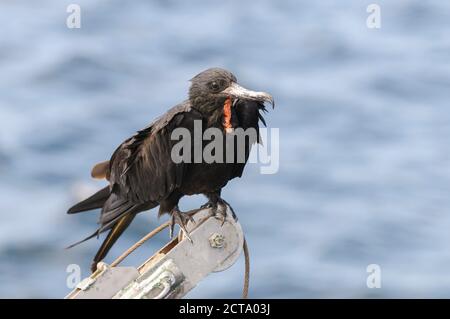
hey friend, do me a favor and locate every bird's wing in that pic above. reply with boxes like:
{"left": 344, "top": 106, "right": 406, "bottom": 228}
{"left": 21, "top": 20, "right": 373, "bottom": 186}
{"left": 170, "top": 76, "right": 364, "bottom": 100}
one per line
{"left": 108, "top": 101, "right": 200, "bottom": 204}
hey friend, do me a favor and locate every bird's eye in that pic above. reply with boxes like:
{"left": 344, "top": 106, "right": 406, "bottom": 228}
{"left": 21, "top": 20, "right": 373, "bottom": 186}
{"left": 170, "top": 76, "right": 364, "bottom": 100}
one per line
{"left": 209, "top": 81, "right": 220, "bottom": 91}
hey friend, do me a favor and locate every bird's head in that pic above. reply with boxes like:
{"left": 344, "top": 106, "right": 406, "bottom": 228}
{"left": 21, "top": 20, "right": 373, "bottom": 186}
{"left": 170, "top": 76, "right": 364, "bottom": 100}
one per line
{"left": 188, "top": 68, "right": 274, "bottom": 116}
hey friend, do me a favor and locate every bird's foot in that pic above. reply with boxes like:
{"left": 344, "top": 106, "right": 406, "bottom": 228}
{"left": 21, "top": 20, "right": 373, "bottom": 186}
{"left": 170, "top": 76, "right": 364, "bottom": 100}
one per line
{"left": 169, "top": 206, "right": 195, "bottom": 243}
{"left": 202, "top": 198, "right": 229, "bottom": 226}
{"left": 200, "top": 200, "right": 215, "bottom": 210}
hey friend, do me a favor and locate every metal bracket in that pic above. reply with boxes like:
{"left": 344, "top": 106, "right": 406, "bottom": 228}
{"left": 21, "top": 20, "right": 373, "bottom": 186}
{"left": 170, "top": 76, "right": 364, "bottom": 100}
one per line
{"left": 65, "top": 204, "right": 243, "bottom": 299}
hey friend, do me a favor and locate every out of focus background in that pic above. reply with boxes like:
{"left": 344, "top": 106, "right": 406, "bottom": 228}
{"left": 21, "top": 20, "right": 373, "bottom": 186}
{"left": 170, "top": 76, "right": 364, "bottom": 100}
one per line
{"left": 0, "top": 0, "right": 449, "bottom": 298}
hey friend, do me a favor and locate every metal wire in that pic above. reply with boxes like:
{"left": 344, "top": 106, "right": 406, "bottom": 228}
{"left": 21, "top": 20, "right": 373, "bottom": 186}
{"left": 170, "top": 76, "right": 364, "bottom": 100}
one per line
{"left": 110, "top": 217, "right": 250, "bottom": 299}
{"left": 110, "top": 221, "right": 170, "bottom": 267}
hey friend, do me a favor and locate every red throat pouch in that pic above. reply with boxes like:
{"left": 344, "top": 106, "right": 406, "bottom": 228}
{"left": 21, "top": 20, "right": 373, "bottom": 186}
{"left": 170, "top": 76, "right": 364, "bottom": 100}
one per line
{"left": 223, "top": 97, "right": 233, "bottom": 133}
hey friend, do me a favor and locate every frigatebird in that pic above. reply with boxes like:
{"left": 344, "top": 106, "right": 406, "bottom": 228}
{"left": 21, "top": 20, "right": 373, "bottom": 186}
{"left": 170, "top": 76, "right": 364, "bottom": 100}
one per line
{"left": 67, "top": 68, "right": 274, "bottom": 272}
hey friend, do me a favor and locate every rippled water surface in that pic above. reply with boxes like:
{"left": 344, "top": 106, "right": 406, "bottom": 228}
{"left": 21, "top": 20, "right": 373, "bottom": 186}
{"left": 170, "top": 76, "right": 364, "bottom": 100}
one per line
{"left": 0, "top": 0, "right": 449, "bottom": 298}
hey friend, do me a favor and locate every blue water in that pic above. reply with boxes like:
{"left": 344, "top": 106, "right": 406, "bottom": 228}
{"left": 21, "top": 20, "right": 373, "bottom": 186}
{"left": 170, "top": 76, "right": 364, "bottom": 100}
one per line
{"left": 1, "top": 0, "right": 450, "bottom": 298}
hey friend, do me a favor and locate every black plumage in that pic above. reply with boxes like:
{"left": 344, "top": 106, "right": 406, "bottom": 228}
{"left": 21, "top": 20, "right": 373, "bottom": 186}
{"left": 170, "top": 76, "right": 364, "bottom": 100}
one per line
{"left": 67, "top": 68, "right": 274, "bottom": 272}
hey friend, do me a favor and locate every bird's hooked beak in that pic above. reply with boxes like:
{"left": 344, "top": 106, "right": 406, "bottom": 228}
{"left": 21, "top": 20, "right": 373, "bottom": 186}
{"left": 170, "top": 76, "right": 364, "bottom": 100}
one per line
{"left": 221, "top": 82, "right": 275, "bottom": 108}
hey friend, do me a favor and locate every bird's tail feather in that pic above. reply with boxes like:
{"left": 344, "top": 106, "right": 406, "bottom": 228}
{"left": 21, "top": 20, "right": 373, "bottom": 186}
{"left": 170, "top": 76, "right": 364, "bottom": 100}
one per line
{"left": 67, "top": 186, "right": 110, "bottom": 214}
{"left": 65, "top": 230, "right": 100, "bottom": 249}
{"left": 64, "top": 206, "right": 135, "bottom": 250}
{"left": 91, "top": 213, "right": 136, "bottom": 272}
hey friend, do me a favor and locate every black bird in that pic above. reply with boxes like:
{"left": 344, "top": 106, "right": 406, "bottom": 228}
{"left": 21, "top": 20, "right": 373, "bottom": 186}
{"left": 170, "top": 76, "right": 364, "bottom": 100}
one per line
{"left": 67, "top": 68, "right": 274, "bottom": 272}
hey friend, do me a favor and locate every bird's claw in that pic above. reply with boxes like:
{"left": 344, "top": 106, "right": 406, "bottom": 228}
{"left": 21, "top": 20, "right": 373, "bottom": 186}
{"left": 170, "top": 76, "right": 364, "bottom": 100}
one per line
{"left": 169, "top": 208, "right": 195, "bottom": 243}
{"left": 204, "top": 199, "right": 227, "bottom": 226}
{"left": 200, "top": 201, "right": 214, "bottom": 210}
